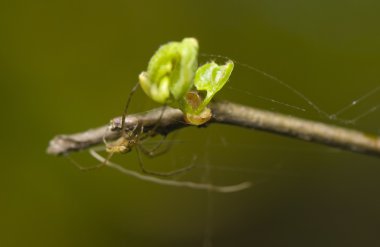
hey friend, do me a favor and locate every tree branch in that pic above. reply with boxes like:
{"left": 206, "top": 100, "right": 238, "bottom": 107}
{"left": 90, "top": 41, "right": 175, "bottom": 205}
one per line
{"left": 47, "top": 101, "right": 380, "bottom": 158}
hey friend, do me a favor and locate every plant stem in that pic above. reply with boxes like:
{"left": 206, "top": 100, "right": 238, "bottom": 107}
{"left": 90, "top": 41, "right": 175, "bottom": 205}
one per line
{"left": 47, "top": 101, "right": 380, "bottom": 157}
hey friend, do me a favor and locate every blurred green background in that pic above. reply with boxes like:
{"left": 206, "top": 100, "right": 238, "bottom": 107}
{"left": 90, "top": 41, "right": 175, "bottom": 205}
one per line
{"left": 1, "top": 0, "right": 380, "bottom": 246}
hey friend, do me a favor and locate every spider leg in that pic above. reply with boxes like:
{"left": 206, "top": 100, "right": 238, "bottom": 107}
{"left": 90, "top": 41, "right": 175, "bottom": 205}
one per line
{"left": 150, "top": 105, "right": 167, "bottom": 133}
{"left": 135, "top": 146, "right": 195, "bottom": 177}
{"left": 139, "top": 105, "right": 167, "bottom": 140}
{"left": 125, "top": 122, "right": 140, "bottom": 139}
{"left": 139, "top": 134, "right": 170, "bottom": 158}
{"left": 66, "top": 151, "right": 114, "bottom": 172}
{"left": 120, "top": 82, "right": 140, "bottom": 131}
{"left": 136, "top": 105, "right": 171, "bottom": 150}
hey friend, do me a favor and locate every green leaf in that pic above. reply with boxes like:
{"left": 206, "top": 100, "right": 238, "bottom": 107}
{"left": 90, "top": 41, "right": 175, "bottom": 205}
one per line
{"left": 139, "top": 38, "right": 198, "bottom": 105}
{"left": 192, "top": 60, "right": 234, "bottom": 113}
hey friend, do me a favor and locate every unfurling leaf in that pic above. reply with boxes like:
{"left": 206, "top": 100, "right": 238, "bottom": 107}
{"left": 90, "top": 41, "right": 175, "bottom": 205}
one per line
{"left": 138, "top": 38, "right": 198, "bottom": 105}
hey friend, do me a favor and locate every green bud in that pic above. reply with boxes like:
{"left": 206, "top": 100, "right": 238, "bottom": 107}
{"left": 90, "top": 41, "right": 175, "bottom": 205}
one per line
{"left": 138, "top": 38, "right": 233, "bottom": 126}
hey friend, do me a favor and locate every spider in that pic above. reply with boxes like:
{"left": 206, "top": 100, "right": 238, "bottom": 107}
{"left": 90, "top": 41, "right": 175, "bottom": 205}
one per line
{"left": 70, "top": 82, "right": 194, "bottom": 177}
{"left": 65, "top": 38, "right": 251, "bottom": 192}
{"left": 66, "top": 83, "right": 250, "bottom": 192}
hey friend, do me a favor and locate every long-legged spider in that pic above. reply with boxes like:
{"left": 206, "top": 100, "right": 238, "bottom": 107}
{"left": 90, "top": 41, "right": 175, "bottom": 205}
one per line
{"left": 71, "top": 82, "right": 194, "bottom": 177}
{"left": 66, "top": 82, "right": 251, "bottom": 192}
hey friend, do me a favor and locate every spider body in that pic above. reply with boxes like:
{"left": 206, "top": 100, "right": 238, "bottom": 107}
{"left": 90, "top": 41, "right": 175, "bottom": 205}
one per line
{"left": 105, "top": 122, "right": 142, "bottom": 154}
{"left": 106, "top": 136, "right": 135, "bottom": 154}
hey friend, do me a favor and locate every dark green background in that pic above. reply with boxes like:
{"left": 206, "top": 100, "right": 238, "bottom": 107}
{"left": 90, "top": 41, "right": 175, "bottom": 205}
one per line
{"left": 1, "top": 0, "right": 380, "bottom": 246}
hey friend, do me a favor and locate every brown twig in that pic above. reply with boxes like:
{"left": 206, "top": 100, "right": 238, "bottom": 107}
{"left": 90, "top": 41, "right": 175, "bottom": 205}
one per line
{"left": 47, "top": 101, "right": 380, "bottom": 157}
{"left": 89, "top": 148, "right": 252, "bottom": 193}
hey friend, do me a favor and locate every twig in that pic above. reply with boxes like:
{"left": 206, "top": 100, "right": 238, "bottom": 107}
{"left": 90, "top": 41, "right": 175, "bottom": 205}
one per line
{"left": 47, "top": 101, "right": 380, "bottom": 157}
{"left": 89, "top": 149, "right": 252, "bottom": 193}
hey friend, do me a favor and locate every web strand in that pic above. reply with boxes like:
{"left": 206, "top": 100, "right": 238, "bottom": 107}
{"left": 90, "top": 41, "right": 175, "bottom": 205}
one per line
{"left": 201, "top": 53, "right": 380, "bottom": 125}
